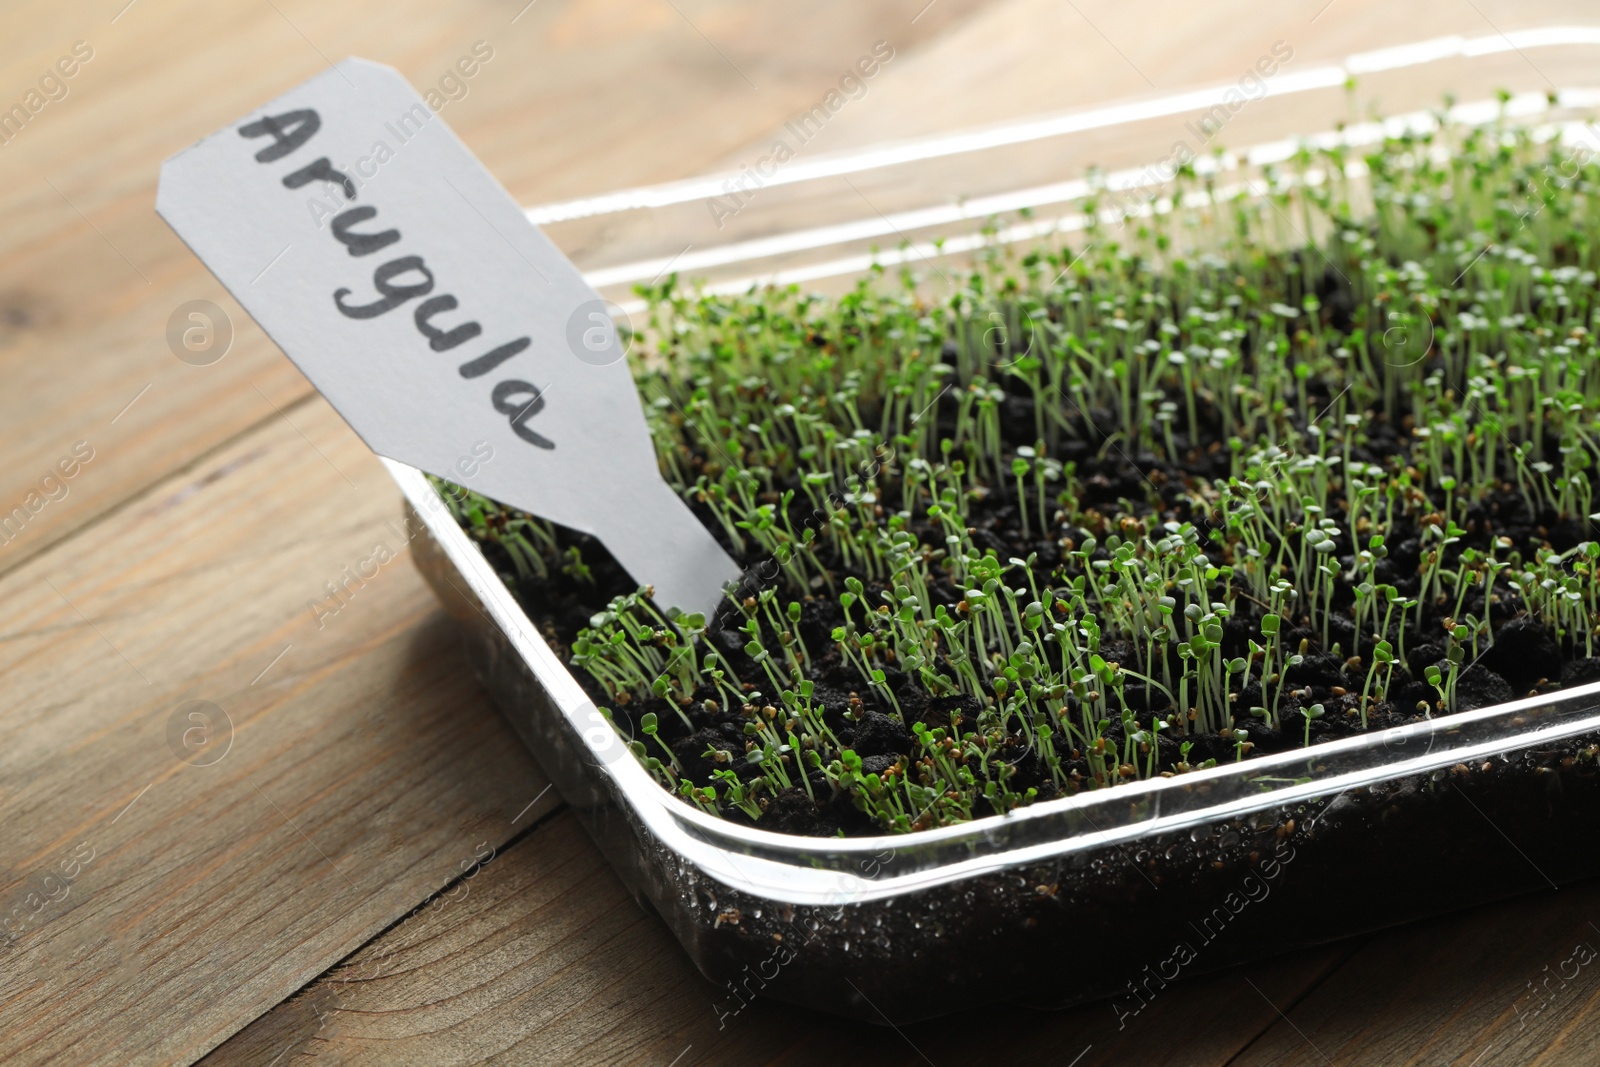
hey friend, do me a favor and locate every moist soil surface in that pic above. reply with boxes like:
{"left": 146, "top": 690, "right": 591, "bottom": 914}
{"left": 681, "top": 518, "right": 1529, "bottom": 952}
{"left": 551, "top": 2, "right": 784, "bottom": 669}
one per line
{"left": 470, "top": 345, "right": 1600, "bottom": 837}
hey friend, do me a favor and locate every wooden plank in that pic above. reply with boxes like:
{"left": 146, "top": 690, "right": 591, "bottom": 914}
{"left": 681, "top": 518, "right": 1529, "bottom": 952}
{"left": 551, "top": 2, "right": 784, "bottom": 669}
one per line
{"left": 199, "top": 1, "right": 1600, "bottom": 1060}
{"left": 0, "top": 398, "right": 558, "bottom": 1066}
{"left": 553, "top": 0, "right": 1600, "bottom": 299}
{"left": 0, "top": 0, "right": 987, "bottom": 573}
{"left": 783, "top": 0, "right": 1597, "bottom": 156}
{"left": 204, "top": 807, "right": 1355, "bottom": 1066}
{"left": 6, "top": 1, "right": 1600, "bottom": 1063}
{"left": 1229, "top": 880, "right": 1600, "bottom": 1067}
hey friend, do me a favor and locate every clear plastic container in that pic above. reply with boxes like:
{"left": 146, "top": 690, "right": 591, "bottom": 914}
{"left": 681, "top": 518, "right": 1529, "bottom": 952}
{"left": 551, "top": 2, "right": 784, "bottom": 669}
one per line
{"left": 392, "top": 29, "right": 1600, "bottom": 1022}
{"left": 534, "top": 26, "right": 1600, "bottom": 308}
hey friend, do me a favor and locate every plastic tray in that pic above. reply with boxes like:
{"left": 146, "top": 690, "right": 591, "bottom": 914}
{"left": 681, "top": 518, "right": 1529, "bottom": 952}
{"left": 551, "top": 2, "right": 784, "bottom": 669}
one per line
{"left": 391, "top": 29, "right": 1600, "bottom": 1022}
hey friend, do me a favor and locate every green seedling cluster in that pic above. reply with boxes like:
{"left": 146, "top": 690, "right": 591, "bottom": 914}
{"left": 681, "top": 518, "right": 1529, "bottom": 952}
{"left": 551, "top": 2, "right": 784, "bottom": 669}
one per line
{"left": 444, "top": 106, "right": 1600, "bottom": 835}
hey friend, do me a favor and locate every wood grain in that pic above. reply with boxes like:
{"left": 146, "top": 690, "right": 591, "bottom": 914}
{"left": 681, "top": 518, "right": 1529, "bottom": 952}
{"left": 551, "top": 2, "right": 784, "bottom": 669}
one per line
{"left": 0, "top": 398, "right": 557, "bottom": 1066}
{"left": 1231, "top": 879, "right": 1600, "bottom": 1066}
{"left": 0, "top": 0, "right": 986, "bottom": 572}
{"left": 6, "top": 0, "right": 1600, "bottom": 1064}
{"left": 788, "top": 0, "right": 1598, "bottom": 155}
{"left": 203, "top": 809, "right": 1355, "bottom": 1067}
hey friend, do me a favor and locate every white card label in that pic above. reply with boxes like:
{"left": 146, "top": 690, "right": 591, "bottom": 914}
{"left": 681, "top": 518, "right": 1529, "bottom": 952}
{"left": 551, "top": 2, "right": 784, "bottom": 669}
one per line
{"left": 157, "top": 58, "right": 739, "bottom": 616}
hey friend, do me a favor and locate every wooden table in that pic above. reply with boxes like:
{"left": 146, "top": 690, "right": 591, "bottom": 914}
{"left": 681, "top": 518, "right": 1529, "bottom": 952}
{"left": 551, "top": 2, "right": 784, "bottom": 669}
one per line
{"left": 5, "top": 1, "right": 1600, "bottom": 1062}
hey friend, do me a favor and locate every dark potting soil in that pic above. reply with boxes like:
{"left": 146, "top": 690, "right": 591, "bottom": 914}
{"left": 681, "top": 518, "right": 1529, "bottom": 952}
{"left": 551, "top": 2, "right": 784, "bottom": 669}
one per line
{"left": 466, "top": 348, "right": 1600, "bottom": 838}
{"left": 683, "top": 720, "right": 1600, "bottom": 1023}
{"left": 422, "top": 497, "right": 1600, "bottom": 1024}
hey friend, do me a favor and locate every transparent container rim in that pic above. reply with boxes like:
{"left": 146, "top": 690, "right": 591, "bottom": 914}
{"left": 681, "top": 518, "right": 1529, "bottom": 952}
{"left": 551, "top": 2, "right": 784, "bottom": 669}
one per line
{"left": 391, "top": 35, "right": 1600, "bottom": 901}
{"left": 585, "top": 94, "right": 1600, "bottom": 306}
{"left": 519, "top": 23, "right": 1600, "bottom": 312}
{"left": 523, "top": 24, "right": 1600, "bottom": 229}
{"left": 390, "top": 461, "right": 1600, "bottom": 904}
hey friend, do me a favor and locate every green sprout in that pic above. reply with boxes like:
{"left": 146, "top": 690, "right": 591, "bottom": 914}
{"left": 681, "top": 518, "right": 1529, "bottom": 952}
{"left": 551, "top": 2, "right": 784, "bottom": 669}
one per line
{"left": 440, "top": 109, "right": 1600, "bottom": 835}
